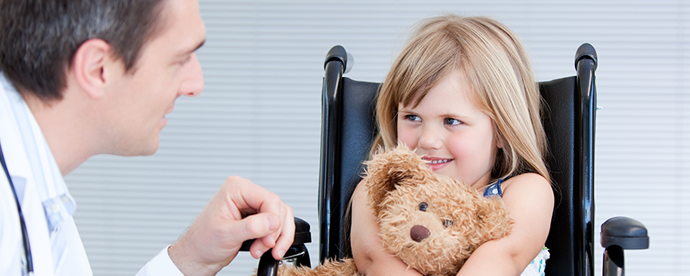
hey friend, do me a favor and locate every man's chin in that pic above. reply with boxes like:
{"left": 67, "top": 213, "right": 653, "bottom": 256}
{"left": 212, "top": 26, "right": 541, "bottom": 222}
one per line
{"left": 140, "top": 146, "right": 159, "bottom": 156}
{"left": 140, "top": 140, "right": 160, "bottom": 156}
{"left": 114, "top": 139, "right": 160, "bottom": 157}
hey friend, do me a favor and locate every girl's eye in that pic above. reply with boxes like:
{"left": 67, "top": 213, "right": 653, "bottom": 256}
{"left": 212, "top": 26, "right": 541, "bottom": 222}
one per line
{"left": 444, "top": 118, "right": 462, "bottom": 125}
{"left": 419, "top": 202, "right": 428, "bottom": 211}
{"left": 405, "top": 115, "right": 421, "bottom": 122}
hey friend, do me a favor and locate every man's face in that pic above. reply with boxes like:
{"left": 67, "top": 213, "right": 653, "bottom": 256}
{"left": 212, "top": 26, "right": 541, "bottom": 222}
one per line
{"left": 103, "top": 0, "right": 206, "bottom": 156}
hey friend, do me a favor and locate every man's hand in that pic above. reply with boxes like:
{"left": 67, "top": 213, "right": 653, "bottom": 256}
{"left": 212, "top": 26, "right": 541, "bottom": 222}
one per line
{"left": 168, "top": 176, "right": 295, "bottom": 276}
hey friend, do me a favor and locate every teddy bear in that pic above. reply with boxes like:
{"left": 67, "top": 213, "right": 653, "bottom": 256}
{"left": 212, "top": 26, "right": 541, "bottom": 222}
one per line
{"left": 277, "top": 146, "right": 513, "bottom": 276}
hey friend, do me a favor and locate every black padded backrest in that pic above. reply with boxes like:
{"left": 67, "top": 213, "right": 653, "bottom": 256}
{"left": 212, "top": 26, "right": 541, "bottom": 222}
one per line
{"left": 321, "top": 77, "right": 588, "bottom": 276}
{"left": 319, "top": 77, "right": 379, "bottom": 261}
{"left": 337, "top": 78, "right": 380, "bottom": 204}
{"left": 540, "top": 77, "right": 578, "bottom": 276}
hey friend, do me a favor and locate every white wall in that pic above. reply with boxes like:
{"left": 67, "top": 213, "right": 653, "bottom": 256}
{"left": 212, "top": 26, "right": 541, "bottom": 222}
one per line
{"left": 66, "top": 0, "right": 687, "bottom": 275}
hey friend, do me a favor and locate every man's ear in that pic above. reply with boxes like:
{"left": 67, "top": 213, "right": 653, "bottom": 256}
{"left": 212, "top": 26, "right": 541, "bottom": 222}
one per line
{"left": 71, "top": 39, "right": 113, "bottom": 99}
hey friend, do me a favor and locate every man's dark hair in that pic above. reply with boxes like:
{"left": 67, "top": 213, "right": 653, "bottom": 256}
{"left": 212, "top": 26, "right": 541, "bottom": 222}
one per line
{"left": 0, "top": 0, "right": 167, "bottom": 101}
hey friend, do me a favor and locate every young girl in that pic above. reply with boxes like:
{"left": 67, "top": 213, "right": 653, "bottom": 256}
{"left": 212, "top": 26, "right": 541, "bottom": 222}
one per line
{"left": 350, "top": 15, "right": 554, "bottom": 276}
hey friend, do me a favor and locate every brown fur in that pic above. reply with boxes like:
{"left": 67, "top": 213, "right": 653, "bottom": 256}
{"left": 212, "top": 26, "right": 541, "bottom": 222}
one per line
{"left": 277, "top": 146, "right": 512, "bottom": 276}
{"left": 278, "top": 259, "right": 359, "bottom": 276}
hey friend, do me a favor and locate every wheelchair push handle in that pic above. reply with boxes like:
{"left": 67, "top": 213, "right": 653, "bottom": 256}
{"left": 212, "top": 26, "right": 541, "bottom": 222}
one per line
{"left": 324, "top": 45, "right": 354, "bottom": 74}
{"left": 575, "top": 43, "right": 598, "bottom": 71}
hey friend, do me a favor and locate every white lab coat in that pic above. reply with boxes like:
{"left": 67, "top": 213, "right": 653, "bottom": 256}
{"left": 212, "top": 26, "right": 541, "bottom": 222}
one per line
{"left": 0, "top": 73, "right": 181, "bottom": 276}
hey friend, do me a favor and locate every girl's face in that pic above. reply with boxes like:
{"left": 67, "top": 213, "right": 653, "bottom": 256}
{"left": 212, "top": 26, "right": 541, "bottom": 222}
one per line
{"left": 397, "top": 70, "right": 502, "bottom": 189}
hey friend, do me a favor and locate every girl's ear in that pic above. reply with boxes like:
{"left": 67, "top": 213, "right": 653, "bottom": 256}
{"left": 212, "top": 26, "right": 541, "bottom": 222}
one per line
{"left": 493, "top": 127, "right": 505, "bottom": 149}
{"left": 496, "top": 135, "right": 505, "bottom": 149}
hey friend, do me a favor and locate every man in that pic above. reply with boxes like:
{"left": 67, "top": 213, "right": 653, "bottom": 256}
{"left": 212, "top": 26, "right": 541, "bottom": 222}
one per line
{"left": 0, "top": 0, "right": 295, "bottom": 275}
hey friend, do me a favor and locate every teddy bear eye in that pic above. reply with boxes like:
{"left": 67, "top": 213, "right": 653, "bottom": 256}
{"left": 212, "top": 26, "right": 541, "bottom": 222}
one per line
{"left": 443, "top": 219, "right": 454, "bottom": 228}
{"left": 419, "top": 202, "right": 428, "bottom": 211}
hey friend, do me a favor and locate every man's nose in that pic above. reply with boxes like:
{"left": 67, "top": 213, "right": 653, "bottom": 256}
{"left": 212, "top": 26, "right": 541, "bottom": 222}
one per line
{"left": 179, "top": 53, "right": 204, "bottom": 97}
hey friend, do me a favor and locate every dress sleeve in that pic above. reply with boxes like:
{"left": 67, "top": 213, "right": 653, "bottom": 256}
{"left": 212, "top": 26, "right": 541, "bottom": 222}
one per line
{"left": 135, "top": 245, "right": 184, "bottom": 276}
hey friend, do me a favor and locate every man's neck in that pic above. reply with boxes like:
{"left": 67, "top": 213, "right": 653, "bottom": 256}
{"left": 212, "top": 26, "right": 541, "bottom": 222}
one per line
{"left": 21, "top": 89, "right": 95, "bottom": 177}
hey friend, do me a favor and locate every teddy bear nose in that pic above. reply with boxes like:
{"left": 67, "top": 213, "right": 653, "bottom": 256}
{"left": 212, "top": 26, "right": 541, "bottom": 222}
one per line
{"left": 410, "top": 225, "right": 431, "bottom": 242}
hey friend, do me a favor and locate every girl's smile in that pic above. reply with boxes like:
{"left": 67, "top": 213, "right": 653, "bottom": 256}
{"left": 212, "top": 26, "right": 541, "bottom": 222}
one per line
{"left": 422, "top": 157, "right": 454, "bottom": 171}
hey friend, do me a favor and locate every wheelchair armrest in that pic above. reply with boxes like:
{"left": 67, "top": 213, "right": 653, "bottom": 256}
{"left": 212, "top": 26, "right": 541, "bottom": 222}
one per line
{"left": 240, "top": 217, "right": 312, "bottom": 276}
{"left": 600, "top": 216, "right": 649, "bottom": 276}
{"left": 601, "top": 216, "right": 649, "bottom": 250}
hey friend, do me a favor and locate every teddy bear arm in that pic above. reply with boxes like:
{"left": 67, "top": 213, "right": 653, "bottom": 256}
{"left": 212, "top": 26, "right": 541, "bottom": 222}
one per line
{"left": 276, "top": 259, "right": 360, "bottom": 276}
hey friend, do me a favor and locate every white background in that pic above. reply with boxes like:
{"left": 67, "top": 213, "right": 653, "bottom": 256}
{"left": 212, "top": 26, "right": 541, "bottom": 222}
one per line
{"left": 66, "top": 0, "right": 686, "bottom": 275}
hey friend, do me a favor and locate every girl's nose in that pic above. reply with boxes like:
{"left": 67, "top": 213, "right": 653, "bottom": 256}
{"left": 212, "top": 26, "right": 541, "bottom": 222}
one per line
{"left": 418, "top": 125, "right": 442, "bottom": 150}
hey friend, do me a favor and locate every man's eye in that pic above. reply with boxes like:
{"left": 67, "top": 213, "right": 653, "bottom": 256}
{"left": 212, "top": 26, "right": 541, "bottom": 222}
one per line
{"left": 178, "top": 56, "right": 192, "bottom": 66}
{"left": 444, "top": 118, "right": 462, "bottom": 125}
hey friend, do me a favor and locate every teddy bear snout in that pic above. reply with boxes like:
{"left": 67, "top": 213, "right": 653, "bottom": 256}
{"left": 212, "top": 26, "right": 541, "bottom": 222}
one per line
{"left": 410, "top": 225, "right": 431, "bottom": 242}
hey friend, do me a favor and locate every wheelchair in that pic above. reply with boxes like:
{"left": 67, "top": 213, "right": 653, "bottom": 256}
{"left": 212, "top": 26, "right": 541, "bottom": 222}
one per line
{"left": 245, "top": 43, "right": 649, "bottom": 276}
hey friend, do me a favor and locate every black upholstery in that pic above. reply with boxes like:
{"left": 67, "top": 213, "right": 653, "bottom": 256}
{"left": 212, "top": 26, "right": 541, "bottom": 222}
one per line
{"left": 319, "top": 74, "right": 590, "bottom": 274}
{"left": 318, "top": 77, "right": 379, "bottom": 260}
{"left": 540, "top": 76, "right": 586, "bottom": 276}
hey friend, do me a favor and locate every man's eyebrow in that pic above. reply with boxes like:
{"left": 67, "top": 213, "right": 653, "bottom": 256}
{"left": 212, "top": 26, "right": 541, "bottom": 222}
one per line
{"left": 177, "top": 39, "right": 206, "bottom": 56}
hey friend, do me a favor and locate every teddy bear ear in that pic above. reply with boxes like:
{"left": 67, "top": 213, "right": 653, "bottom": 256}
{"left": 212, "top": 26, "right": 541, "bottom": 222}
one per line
{"left": 363, "top": 145, "right": 429, "bottom": 210}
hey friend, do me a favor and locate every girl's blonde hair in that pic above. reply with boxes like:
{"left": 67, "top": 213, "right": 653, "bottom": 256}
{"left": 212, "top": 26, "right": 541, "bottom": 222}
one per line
{"left": 372, "top": 14, "right": 550, "bottom": 184}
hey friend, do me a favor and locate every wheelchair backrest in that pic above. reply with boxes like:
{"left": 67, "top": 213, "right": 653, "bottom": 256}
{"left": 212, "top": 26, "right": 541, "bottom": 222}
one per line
{"left": 318, "top": 44, "right": 597, "bottom": 276}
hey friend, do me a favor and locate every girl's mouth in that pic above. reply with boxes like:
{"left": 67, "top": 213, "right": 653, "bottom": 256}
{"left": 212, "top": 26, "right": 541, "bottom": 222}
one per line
{"left": 422, "top": 157, "right": 453, "bottom": 170}
{"left": 426, "top": 159, "right": 452, "bottom": 165}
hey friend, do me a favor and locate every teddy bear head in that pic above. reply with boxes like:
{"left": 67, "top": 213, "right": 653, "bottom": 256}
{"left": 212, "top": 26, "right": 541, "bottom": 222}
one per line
{"left": 363, "top": 146, "right": 512, "bottom": 276}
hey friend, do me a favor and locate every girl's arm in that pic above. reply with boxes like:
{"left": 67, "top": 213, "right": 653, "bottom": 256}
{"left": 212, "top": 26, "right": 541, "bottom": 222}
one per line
{"left": 350, "top": 181, "right": 423, "bottom": 276}
{"left": 457, "top": 173, "right": 554, "bottom": 276}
